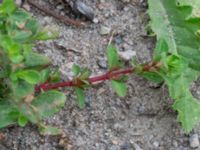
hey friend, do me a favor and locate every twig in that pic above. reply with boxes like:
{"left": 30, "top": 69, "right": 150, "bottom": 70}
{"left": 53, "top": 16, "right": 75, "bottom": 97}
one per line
{"left": 35, "top": 67, "right": 134, "bottom": 92}
{"left": 27, "top": 0, "right": 86, "bottom": 27}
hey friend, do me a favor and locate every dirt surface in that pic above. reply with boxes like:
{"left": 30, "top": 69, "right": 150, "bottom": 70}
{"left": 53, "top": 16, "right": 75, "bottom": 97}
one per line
{"left": 1, "top": 0, "right": 200, "bottom": 150}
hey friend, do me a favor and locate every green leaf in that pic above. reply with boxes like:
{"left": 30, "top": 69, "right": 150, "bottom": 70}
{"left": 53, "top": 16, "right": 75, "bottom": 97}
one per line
{"left": 50, "top": 70, "right": 61, "bottom": 83}
{"left": 111, "top": 80, "right": 127, "bottom": 97}
{"left": 148, "top": 0, "right": 200, "bottom": 132}
{"left": 148, "top": 0, "right": 200, "bottom": 71}
{"left": 162, "top": 69, "right": 200, "bottom": 132}
{"left": 0, "top": 36, "right": 23, "bottom": 63}
{"left": 72, "top": 64, "right": 81, "bottom": 76}
{"left": 140, "top": 72, "right": 163, "bottom": 83}
{"left": 12, "top": 80, "right": 34, "bottom": 100}
{"left": 39, "top": 125, "right": 62, "bottom": 135}
{"left": 154, "top": 38, "right": 168, "bottom": 61}
{"left": 16, "top": 70, "right": 41, "bottom": 84}
{"left": 106, "top": 44, "right": 121, "bottom": 69}
{"left": 33, "top": 26, "right": 59, "bottom": 40}
{"left": 12, "top": 30, "right": 32, "bottom": 42}
{"left": 79, "top": 68, "right": 91, "bottom": 80}
{"left": 75, "top": 87, "right": 85, "bottom": 108}
{"left": 176, "top": 0, "right": 200, "bottom": 17}
{"left": 24, "top": 52, "right": 50, "bottom": 67}
{"left": 19, "top": 91, "right": 66, "bottom": 124}
{"left": 18, "top": 115, "right": 28, "bottom": 127}
{"left": 32, "top": 91, "right": 66, "bottom": 118}
{"left": 0, "top": 0, "right": 16, "bottom": 15}
{"left": 40, "top": 69, "right": 50, "bottom": 83}
{"left": 0, "top": 101, "right": 18, "bottom": 128}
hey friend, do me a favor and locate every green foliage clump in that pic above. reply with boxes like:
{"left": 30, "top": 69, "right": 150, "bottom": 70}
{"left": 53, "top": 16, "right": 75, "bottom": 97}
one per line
{"left": 0, "top": 0, "right": 66, "bottom": 135}
{"left": 148, "top": 0, "right": 200, "bottom": 132}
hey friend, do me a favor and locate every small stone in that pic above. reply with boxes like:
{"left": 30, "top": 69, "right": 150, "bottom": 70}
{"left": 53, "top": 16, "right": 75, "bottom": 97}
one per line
{"left": 56, "top": 5, "right": 64, "bottom": 11}
{"left": 189, "top": 134, "right": 200, "bottom": 148}
{"left": 97, "top": 58, "right": 107, "bottom": 69}
{"left": 172, "top": 140, "right": 178, "bottom": 148}
{"left": 93, "top": 18, "right": 99, "bottom": 24}
{"left": 121, "top": 142, "right": 132, "bottom": 150}
{"left": 131, "top": 142, "right": 142, "bottom": 150}
{"left": 100, "top": 26, "right": 111, "bottom": 35}
{"left": 118, "top": 50, "right": 136, "bottom": 61}
{"left": 153, "top": 141, "right": 159, "bottom": 148}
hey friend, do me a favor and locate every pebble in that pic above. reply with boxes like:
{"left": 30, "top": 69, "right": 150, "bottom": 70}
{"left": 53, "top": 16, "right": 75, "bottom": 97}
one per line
{"left": 100, "top": 26, "right": 111, "bottom": 35}
{"left": 189, "top": 134, "right": 200, "bottom": 148}
{"left": 118, "top": 50, "right": 136, "bottom": 61}
{"left": 97, "top": 58, "right": 107, "bottom": 69}
{"left": 131, "top": 142, "right": 143, "bottom": 150}
{"left": 120, "top": 142, "right": 132, "bottom": 150}
{"left": 172, "top": 140, "right": 178, "bottom": 148}
{"left": 93, "top": 18, "right": 99, "bottom": 24}
{"left": 153, "top": 141, "right": 159, "bottom": 148}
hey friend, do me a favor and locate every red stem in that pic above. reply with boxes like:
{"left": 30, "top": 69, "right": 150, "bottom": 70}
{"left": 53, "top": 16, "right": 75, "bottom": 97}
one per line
{"left": 35, "top": 67, "right": 134, "bottom": 92}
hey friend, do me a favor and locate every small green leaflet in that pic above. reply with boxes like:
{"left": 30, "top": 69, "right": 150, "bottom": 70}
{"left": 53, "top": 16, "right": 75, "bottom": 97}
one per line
{"left": 75, "top": 87, "right": 85, "bottom": 108}
{"left": 72, "top": 64, "right": 81, "bottom": 76}
{"left": 12, "top": 80, "right": 34, "bottom": 100}
{"left": 107, "top": 44, "right": 121, "bottom": 69}
{"left": 18, "top": 115, "right": 28, "bottom": 127}
{"left": 111, "top": 80, "right": 127, "bottom": 97}
{"left": 24, "top": 52, "right": 50, "bottom": 67}
{"left": 16, "top": 70, "right": 41, "bottom": 84}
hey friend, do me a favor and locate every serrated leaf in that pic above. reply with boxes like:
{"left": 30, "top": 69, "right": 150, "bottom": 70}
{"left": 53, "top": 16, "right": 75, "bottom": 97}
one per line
{"left": 16, "top": 70, "right": 41, "bottom": 84}
{"left": 75, "top": 87, "right": 85, "bottom": 108}
{"left": 163, "top": 69, "right": 200, "bottom": 132}
{"left": 111, "top": 80, "right": 127, "bottom": 97}
{"left": 148, "top": 0, "right": 200, "bottom": 132}
{"left": 39, "top": 125, "right": 62, "bottom": 135}
{"left": 148, "top": 0, "right": 200, "bottom": 70}
{"left": 106, "top": 44, "right": 120, "bottom": 69}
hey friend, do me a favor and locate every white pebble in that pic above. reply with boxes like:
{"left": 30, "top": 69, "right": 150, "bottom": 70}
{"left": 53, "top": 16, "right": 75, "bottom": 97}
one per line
{"left": 189, "top": 134, "right": 200, "bottom": 148}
